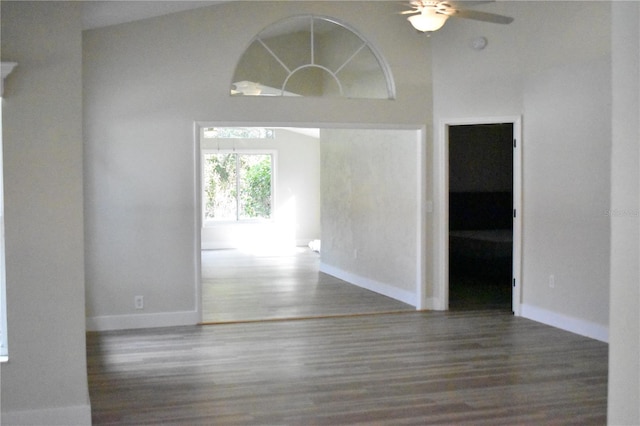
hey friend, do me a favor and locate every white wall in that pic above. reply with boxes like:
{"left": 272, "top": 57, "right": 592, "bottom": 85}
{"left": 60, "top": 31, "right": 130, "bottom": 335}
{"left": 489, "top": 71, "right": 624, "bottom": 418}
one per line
{"left": 320, "top": 128, "right": 422, "bottom": 306}
{"left": 83, "top": 1, "right": 432, "bottom": 330}
{"left": 432, "top": 1, "right": 611, "bottom": 340}
{"left": 0, "top": 2, "right": 91, "bottom": 424}
{"left": 201, "top": 128, "right": 321, "bottom": 249}
{"left": 608, "top": 2, "right": 640, "bottom": 424}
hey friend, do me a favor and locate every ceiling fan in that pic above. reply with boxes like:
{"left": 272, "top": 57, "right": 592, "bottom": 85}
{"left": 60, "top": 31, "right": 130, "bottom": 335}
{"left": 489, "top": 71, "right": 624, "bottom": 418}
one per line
{"left": 401, "top": 1, "right": 513, "bottom": 33}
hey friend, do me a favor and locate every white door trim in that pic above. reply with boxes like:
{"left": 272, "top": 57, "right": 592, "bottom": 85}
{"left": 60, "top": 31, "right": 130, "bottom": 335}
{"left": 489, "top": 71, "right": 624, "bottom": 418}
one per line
{"left": 435, "top": 116, "right": 522, "bottom": 315}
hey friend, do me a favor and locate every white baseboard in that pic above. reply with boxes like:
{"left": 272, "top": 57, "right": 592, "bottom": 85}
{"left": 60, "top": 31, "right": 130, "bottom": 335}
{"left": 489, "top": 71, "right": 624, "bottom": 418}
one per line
{"left": 86, "top": 310, "right": 199, "bottom": 331}
{"left": 521, "top": 303, "right": 609, "bottom": 342}
{"left": 319, "top": 262, "right": 417, "bottom": 307}
{"left": 2, "top": 403, "right": 91, "bottom": 426}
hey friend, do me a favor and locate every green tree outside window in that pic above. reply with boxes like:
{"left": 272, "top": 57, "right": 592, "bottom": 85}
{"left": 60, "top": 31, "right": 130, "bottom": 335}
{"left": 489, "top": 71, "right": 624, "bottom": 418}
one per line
{"left": 204, "top": 153, "right": 272, "bottom": 221}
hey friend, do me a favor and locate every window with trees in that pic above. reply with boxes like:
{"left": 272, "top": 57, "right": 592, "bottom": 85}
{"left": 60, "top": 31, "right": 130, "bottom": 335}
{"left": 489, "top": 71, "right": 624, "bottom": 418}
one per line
{"left": 202, "top": 151, "right": 274, "bottom": 223}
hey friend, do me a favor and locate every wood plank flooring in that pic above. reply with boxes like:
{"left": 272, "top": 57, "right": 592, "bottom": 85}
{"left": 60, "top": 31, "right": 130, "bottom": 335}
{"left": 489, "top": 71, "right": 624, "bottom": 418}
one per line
{"left": 201, "top": 248, "right": 414, "bottom": 323}
{"left": 88, "top": 311, "right": 608, "bottom": 425}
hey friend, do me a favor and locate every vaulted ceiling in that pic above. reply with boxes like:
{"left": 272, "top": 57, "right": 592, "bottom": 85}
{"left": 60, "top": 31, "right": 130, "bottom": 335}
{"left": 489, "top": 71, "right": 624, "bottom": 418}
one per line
{"left": 81, "top": 1, "right": 226, "bottom": 30}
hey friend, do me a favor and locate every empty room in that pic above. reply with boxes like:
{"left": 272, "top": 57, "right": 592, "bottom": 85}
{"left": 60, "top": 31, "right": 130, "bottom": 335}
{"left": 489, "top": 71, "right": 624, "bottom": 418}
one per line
{"left": 1, "top": 1, "right": 638, "bottom": 425}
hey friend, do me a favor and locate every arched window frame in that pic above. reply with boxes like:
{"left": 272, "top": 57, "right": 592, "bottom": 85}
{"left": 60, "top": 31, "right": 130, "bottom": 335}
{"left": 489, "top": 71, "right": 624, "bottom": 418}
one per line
{"left": 231, "top": 15, "right": 396, "bottom": 99}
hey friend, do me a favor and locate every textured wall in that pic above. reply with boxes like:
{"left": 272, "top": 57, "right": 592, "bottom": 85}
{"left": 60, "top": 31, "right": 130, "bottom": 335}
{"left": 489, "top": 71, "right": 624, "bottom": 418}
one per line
{"left": 320, "top": 128, "right": 420, "bottom": 294}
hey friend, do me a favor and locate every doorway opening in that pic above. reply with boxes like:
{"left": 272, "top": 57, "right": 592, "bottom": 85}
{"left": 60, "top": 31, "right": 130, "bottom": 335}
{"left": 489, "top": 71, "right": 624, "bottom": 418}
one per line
{"left": 435, "top": 117, "right": 522, "bottom": 314}
{"left": 448, "top": 123, "right": 513, "bottom": 310}
{"left": 196, "top": 125, "right": 427, "bottom": 324}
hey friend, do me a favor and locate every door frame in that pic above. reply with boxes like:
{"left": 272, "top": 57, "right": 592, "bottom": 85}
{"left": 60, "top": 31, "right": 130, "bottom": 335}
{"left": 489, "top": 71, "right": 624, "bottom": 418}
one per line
{"left": 434, "top": 116, "right": 522, "bottom": 315}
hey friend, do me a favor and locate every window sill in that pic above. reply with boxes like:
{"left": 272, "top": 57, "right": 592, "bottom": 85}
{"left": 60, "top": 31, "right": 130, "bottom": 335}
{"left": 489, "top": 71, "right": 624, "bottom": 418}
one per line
{"left": 203, "top": 219, "right": 274, "bottom": 227}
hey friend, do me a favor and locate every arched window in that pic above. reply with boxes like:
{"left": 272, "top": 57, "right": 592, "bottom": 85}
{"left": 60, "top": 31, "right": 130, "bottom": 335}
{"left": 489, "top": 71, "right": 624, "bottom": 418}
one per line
{"left": 231, "top": 15, "right": 395, "bottom": 99}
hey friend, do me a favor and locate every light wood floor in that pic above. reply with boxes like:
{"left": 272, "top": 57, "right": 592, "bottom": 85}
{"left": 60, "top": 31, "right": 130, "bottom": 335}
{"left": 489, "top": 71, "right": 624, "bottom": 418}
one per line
{"left": 201, "top": 248, "right": 415, "bottom": 323}
{"left": 88, "top": 310, "right": 608, "bottom": 425}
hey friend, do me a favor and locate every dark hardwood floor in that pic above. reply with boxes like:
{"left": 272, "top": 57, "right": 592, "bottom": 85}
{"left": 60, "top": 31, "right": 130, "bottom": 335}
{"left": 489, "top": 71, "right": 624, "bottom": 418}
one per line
{"left": 88, "top": 310, "right": 608, "bottom": 425}
{"left": 88, "top": 249, "right": 607, "bottom": 424}
{"left": 201, "top": 248, "right": 414, "bottom": 323}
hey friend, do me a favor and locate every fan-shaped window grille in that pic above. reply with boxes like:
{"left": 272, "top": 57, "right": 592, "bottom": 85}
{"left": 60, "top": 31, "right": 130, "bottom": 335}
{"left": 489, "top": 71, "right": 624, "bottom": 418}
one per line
{"left": 231, "top": 15, "right": 395, "bottom": 99}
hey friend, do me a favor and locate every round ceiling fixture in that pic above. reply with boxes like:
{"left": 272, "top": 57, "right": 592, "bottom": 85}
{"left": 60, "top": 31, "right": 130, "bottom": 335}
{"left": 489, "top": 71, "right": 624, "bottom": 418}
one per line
{"left": 470, "top": 36, "right": 488, "bottom": 50}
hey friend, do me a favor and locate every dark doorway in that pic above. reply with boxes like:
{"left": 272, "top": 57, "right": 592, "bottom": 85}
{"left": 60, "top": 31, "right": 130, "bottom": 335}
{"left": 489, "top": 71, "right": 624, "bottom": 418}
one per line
{"left": 448, "top": 123, "right": 513, "bottom": 310}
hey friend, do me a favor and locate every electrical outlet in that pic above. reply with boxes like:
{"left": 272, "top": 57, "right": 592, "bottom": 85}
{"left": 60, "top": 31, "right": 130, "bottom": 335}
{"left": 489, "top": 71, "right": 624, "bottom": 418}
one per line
{"left": 134, "top": 295, "right": 144, "bottom": 309}
{"left": 549, "top": 275, "right": 555, "bottom": 289}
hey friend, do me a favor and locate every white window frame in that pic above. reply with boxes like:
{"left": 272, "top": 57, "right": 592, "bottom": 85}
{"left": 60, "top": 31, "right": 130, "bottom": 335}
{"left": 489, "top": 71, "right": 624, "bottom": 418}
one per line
{"left": 201, "top": 149, "right": 276, "bottom": 226}
{"left": 0, "top": 97, "right": 8, "bottom": 362}
{"left": 231, "top": 15, "right": 396, "bottom": 99}
{"left": 2, "top": 62, "right": 18, "bottom": 361}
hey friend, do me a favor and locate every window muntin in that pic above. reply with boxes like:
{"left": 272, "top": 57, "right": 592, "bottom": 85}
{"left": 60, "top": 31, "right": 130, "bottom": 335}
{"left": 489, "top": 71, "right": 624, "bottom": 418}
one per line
{"left": 231, "top": 15, "right": 395, "bottom": 99}
{"left": 202, "top": 151, "right": 274, "bottom": 223}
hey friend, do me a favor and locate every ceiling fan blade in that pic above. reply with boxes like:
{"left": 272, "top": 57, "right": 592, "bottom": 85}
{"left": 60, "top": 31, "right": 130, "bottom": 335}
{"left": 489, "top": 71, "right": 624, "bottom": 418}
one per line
{"left": 449, "top": 8, "right": 514, "bottom": 24}
{"left": 399, "top": 9, "right": 421, "bottom": 14}
{"left": 446, "top": 1, "right": 494, "bottom": 7}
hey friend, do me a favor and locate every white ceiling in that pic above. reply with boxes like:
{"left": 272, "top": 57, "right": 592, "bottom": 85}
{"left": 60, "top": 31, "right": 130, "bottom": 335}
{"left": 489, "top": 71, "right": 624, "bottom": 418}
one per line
{"left": 82, "top": 1, "right": 226, "bottom": 30}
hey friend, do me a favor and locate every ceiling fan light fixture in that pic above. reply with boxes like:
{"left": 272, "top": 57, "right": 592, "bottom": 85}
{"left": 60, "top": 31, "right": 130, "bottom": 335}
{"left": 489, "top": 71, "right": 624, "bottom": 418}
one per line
{"left": 408, "top": 9, "right": 449, "bottom": 32}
